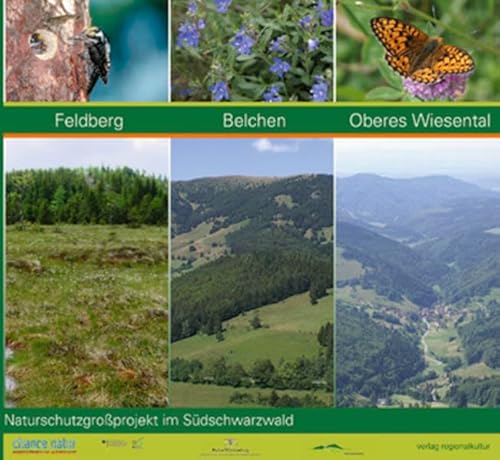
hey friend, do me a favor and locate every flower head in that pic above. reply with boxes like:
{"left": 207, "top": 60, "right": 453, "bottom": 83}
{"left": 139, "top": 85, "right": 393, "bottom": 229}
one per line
{"left": 320, "top": 8, "right": 334, "bottom": 28}
{"left": 299, "top": 15, "right": 313, "bottom": 29}
{"left": 307, "top": 38, "right": 319, "bottom": 51}
{"left": 187, "top": 1, "right": 197, "bottom": 14}
{"left": 210, "top": 81, "right": 230, "bottom": 101}
{"left": 269, "top": 36, "right": 286, "bottom": 54}
{"left": 311, "top": 75, "right": 329, "bottom": 102}
{"left": 403, "top": 73, "right": 472, "bottom": 101}
{"left": 231, "top": 28, "right": 254, "bottom": 55}
{"left": 263, "top": 85, "right": 283, "bottom": 102}
{"left": 176, "top": 21, "right": 200, "bottom": 48}
{"left": 213, "top": 0, "right": 232, "bottom": 13}
{"left": 270, "top": 57, "right": 291, "bottom": 78}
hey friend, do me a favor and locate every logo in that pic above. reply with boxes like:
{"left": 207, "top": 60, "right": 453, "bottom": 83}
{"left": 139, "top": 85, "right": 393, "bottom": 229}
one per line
{"left": 101, "top": 439, "right": 128, "bottom": 448}
{"left": 313, "top": 442, "right": 364, "bottom": 456}
{"left": 200, "top": 438, "right": 261, "bottom": 457}
{"left": 313, "top": 443, "right": 344, "bottom": 451}
{"left": 12, "top": 437, "right": 77, "bottom": 455}
{"left": 132, "top": 437, "right": 145, "bottom": 449}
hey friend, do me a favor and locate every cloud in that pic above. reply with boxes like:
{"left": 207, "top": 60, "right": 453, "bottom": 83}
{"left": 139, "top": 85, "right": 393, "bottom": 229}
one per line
{"left": 252, "top": 138, "right": 299, "bottom": 153}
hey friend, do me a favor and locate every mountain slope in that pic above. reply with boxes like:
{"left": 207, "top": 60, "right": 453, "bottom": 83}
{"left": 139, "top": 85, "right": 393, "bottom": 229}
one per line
{"left": 173, "top": 174, "right": 333, "bottom": 238}
{"left": 337, "top": 222, "right": 446, "bottom": 307}
{"left": 337, "top": 174, "right": 496, "bottom": 241}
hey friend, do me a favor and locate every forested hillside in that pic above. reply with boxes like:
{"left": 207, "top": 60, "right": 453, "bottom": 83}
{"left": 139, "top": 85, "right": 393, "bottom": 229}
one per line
{"left": 171, "top": 174, "right": 333, "bottom": 407}
{"left": 173, "top": 175, "right": 332, "bottom": 237}
{"left": 172, "top": 250, "right": 332, "bottom": 341}
{"left": 336, "top": 304, "right": 425, "bottom": 406}
{"left": 460, "top": 308, "right": 500, "bottom": 369}
{"left": 6, "top": 167, "right": 168, "bottom": 225}
{"left": 338, "top": 222, "right": 445, "bottom": 308}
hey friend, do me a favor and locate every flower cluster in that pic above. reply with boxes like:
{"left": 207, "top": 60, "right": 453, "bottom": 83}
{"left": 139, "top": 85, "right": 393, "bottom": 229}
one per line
{"left": 231, "top": 28, "right": 254, "bottom": 55}
{"left": 270, "top": 57, "right": 291, "bottom": 78}
{"left": 210, "top": 81, "right": 230, "bottom": 101}
{"left": 214, "top": 0, "right": 232, "bottom": 13}
{"left": 403, "top": 73, "right": 473, "bottom": 101}
{"left": 311, "top": 75, "right": 329, "bottom": 102}
{"left": 176, "top": 21, "right": 201, "bottom": 48}
{"left": 174, "top": 0, "right": 334, "bottom": 102}
{"left": 263, "top": 85, "right": 283, "bottom": 102}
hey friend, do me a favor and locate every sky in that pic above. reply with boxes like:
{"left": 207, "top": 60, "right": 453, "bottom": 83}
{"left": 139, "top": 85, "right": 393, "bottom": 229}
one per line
{"left": 4, "top": 138, "right": 170, "bottom": 177}
{"left": 336, "top": 139, "right": 500, "bottom": 182}
{"left": 172, "top": 139, "right": 334, "bottom": 180}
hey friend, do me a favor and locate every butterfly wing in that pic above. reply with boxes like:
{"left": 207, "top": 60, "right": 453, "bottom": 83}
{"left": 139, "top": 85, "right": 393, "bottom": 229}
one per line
{"left": 371, "top": 17, "right": 428, "bottom": 58}
{"left": 410, "top": 44, "right": 475, "bottom": 83}
{"left": 409, "top": 67, "right": 443, "bottom": 84}
{"left": 385, "top": 54, "right": 411, "bottom": 77}
{"left": 432, "top": 44, "right": 475, "bottom": 75}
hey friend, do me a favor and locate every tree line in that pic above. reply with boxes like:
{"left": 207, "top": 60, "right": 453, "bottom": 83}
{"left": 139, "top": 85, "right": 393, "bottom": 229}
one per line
{"left": 7, "top": 167, "right": 168, "bottom": 226}
{"left": 172, "top": 322, "right": 333, "bottom": 393}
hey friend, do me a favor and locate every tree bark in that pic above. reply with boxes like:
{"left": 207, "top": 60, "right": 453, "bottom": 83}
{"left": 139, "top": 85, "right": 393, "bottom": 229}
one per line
{"left": 6, "top": 0, "right": 91, "bottom": 102}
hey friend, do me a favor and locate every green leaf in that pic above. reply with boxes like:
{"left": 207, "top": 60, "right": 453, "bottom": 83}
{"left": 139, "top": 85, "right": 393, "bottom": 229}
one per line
{"left": 378, "top": 60, "right": 404, "bottom": 90}
{"left": 365, "top": 86, "right": 403, "bottom": 101}
{"left": 342, "top": 2, "right": 372, "bottom": 37}
{"left": 336, "top": 85, "right": 366, "bottom": 102}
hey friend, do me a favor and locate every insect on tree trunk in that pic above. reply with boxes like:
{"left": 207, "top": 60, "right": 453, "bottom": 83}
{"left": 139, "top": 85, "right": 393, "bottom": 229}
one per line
{"left": 6, "top": 0, "right": 91, "bottom": 102}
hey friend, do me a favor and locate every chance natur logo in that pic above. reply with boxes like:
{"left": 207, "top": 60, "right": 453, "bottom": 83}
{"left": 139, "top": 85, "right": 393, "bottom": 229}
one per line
{"left": 12, "top": 437, "right": 77, "bottom": 453}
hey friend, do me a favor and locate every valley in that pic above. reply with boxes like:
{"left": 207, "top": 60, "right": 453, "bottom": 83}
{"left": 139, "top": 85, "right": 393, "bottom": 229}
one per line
{"left": 337, "top": 174, "right": 500, "bottom": 408}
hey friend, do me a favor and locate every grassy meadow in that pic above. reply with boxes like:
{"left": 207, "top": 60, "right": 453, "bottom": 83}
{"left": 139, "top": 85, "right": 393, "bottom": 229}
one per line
{"left": 173, "top": 291, "right": 333, "bottom": 369}
{"left": 171, "top": 382, "right": 333, "bottom": 408}
{"left": 6, "top": 224, "right": 168, "bottom": 407}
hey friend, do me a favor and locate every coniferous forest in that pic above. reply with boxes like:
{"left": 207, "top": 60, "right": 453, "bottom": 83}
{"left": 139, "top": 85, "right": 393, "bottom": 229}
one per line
{"left": 6, "top": 167, "right": 168, "bottom": 226}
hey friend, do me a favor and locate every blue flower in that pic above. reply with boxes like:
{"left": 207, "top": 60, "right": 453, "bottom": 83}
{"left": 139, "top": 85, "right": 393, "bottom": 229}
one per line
{"left": 213, "top": 0, "right": 232, "bottom": 13}
{"left": 320, "top": 8, "right": 334, "bottom": 28}
{"left": 198, "top": 18, "right": 206, "bottom": 30}
{"left": 176, "top": 21, "right": 200, "bottom": 48}
{"left": 231, "top": 28, "right": 254, "bottom": 55}
{"left": 270, "top": 57, "right": 291, "bottom": 78}
{"left": 299, "top": 15, "right": 313, "bottom": 28}
{"left": 178, "top": 87, "right": 194, "bottom": 98}
{"left": 210, "top": 81, "right": 230, "bottom": 101}
{"left": 311, "top": 75, "right": 329, "bottom": 102}
{"left": 307, "top": 38, "right": 319, "bottom": 51}
{"left": 263, "top": 85, "right": 283, "bottom": 102}
{"left": 187, "top": 1, "right": 197, "bottom": 14}
{"left": 269, "top": 37, "right": 286, "bottom": 54}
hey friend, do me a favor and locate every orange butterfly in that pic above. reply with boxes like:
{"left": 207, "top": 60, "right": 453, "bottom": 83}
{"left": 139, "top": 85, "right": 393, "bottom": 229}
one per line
{"left": 371, "top": 17, "right": 475, "bottom": 84}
